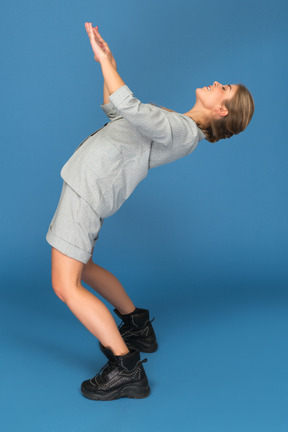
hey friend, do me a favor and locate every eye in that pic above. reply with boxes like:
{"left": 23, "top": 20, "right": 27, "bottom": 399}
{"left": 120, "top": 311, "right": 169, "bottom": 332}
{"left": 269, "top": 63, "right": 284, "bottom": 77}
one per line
{"left": 222, "top": 86, "right": 226, "bottom": 90}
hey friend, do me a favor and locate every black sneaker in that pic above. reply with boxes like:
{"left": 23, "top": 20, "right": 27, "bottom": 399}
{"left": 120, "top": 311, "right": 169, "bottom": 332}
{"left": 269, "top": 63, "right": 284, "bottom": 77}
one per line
{"left": 81, "top": 346, "right": 150, "bottom": 401}
{"left": 113, "top": 307, "right": 158, "bottom": 353}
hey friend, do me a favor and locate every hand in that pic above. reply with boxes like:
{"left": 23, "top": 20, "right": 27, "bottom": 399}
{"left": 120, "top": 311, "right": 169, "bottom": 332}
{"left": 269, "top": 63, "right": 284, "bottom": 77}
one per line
{"left": 84, "top": 22, "right": 107, "bottom": 63}
{"left": 93, "top": 26, "right": 117, "bottom": 69}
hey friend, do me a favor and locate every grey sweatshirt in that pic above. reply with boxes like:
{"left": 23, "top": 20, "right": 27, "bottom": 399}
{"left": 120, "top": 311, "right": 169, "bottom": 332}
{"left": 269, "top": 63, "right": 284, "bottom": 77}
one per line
{"left": 60, "top": 84, "right": 205, "bottom": 219}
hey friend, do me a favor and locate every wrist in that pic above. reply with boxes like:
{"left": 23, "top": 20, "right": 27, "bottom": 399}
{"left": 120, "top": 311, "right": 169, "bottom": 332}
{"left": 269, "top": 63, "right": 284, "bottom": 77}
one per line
{"left": 99, "top": 54, "right": 110, "bottom": 65}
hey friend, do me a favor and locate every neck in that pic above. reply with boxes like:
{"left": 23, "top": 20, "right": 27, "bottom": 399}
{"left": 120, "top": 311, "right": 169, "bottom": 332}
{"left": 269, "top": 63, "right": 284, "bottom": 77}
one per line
{"left": 182, "top": 103, "right": 210, "bottom": 128}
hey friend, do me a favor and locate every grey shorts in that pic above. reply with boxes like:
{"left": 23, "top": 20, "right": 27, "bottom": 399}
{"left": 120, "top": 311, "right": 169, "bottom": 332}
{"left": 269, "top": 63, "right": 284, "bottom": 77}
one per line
{"left": 46, "top": 181, "right": 104, "bottom": 264}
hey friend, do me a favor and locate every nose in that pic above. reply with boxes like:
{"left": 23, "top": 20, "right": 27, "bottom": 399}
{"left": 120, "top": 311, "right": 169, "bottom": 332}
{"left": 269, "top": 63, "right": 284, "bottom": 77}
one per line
{"left": 213, "top": 81, "right": 220, "bottom": 87}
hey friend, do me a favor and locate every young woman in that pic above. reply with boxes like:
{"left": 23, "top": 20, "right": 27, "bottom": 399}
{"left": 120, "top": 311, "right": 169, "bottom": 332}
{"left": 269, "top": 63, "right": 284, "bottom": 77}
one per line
{"left": 46, "top": 23, "right": 254, "bottom": 401}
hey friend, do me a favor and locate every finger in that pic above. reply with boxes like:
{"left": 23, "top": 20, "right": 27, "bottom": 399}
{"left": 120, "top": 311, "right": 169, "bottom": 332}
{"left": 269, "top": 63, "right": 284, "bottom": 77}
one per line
{"left": 94, "top": 32, "right": 104, "bottom": 47}
{"left": 85, "top": 22, "right": 93, "bottom": 36}
{"left": 95, "top": 26, "right": 105, "bottom": 43}
{"left": 88, "top": 23, "right": 97, "bottom": 40}
{"left": 92, "top": 28, "right": 102, "bottom": 45}
{"left": 85, "top": 24, "right": 91, "bottom": 36}
{"left": 93, "top": 34, "right": 103, "bottom": 49}
{"left": 92, "top": 28, "right": 99, "bottom": 41}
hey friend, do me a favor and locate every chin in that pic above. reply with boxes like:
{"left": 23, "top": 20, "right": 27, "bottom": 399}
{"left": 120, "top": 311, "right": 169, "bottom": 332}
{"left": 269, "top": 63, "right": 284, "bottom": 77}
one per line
{"left": 195, "top": 87, "right": 204, "bottom": 102}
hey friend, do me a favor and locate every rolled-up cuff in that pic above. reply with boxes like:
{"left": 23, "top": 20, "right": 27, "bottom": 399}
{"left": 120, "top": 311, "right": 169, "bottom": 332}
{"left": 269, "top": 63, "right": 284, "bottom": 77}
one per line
{"left": 100, "top": 101, "right": 116, "bottom": 115}
{"left": 46, "top": 229, "right": 92, "bottom": 264}
{"left": 108, "top": 84, "right": 133, "bottom": 108}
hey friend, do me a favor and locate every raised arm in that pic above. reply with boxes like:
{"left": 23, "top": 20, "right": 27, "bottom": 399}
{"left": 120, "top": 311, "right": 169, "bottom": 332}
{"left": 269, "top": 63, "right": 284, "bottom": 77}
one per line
{"left": 92, "top": 26, "right": 119, "bottom": 104}
{"left": 85, "top": 23, "right": 125, "bottom": 98}
{"left": 100, "top": 56, "right": 125, "bottom": 96}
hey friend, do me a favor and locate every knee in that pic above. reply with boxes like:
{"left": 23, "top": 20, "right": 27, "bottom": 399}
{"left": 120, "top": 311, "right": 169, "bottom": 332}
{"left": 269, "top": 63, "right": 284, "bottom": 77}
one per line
{"left": 51, "top": 275, "right": 66, "bottom": 302}
{"left": 50, "top": 247, "right": 84, "bottom": 302}
{"left": 51, "top": 273, "right": 75, "bottom": 303}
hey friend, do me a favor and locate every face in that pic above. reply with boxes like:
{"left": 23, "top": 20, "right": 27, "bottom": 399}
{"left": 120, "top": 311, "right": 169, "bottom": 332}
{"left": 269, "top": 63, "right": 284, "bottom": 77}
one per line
{"left": 195, "top": 81, "right": 238, "bottom": 117}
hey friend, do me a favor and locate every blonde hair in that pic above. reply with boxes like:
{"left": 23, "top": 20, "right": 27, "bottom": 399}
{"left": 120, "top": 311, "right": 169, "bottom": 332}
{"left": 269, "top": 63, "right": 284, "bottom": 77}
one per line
{"left": 150, "top": 84, "right": 255, "bottom": 143}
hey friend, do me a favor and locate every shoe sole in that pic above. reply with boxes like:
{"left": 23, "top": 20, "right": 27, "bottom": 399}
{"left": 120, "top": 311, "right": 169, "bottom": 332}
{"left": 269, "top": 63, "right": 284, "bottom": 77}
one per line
{"left": 81, "top": 382, "right": 151, "bottom": 401}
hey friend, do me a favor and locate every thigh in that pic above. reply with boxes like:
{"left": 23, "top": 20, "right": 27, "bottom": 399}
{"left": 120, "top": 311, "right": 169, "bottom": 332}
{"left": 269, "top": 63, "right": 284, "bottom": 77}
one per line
{"left": 51, "top": 247, "right": 85, "bottom": 288}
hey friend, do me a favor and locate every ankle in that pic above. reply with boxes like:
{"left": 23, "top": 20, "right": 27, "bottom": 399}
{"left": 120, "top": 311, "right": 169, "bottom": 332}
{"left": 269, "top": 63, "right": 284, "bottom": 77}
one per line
{"left": 116, "top": 306, "right": 136, "bottom": 316}
{"left": 113, "top": 347, "right": 130, "bottom": 356}
{"left": 101, "top": 341, "right": 130, "bottom": 357}
{"left": 118, "top": 306, "right": 148, "bottom": 316}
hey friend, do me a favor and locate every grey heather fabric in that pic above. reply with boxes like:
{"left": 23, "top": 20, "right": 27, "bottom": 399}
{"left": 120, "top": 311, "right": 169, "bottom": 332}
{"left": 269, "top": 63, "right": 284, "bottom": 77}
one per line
{"left": 60, "top": 84, "right": 205, "bottom": 219}
{"left": 46, "top": 181, "right": 104, "bottom": 264}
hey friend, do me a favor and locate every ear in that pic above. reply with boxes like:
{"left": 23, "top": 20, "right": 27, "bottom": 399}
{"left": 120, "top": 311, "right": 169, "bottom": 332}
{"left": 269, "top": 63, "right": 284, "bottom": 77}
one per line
{"left": 215, "top": 104, "right": 229, "bottom": 117}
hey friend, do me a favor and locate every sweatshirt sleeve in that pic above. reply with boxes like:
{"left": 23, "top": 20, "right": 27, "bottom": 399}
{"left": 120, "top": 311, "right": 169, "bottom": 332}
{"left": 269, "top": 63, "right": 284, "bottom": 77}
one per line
{"left": 108, "top": 85, "right": 195, "bottom": 146}
{"left": 100, "top": 101, "right": 123, "bottom": 122}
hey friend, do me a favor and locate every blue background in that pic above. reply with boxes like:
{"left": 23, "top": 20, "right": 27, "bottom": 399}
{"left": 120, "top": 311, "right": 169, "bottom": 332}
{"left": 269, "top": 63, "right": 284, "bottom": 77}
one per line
{"left": 1, "top": 0, "right": 288, "bottom": 430}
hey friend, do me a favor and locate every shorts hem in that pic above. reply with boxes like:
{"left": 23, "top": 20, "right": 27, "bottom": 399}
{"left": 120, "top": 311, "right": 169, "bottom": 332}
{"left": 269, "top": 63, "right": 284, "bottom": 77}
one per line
{"left": 46, "top": 228, "right": 92, "bottom": 264}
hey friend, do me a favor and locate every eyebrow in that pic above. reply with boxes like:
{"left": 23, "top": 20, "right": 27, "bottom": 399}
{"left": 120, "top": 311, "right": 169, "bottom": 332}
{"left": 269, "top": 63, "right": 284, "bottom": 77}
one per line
{"left": 228, "top": 84, "right": 232, "bottom": 91}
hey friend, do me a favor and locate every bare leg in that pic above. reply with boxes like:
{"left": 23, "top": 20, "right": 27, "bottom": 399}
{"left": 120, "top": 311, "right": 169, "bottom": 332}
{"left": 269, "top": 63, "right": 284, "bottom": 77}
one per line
{"left": 81, "top": 257, "right": 136, "bottom": 315}
{"left": 51, "top": 247, "right": 129, "bottom": 356}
